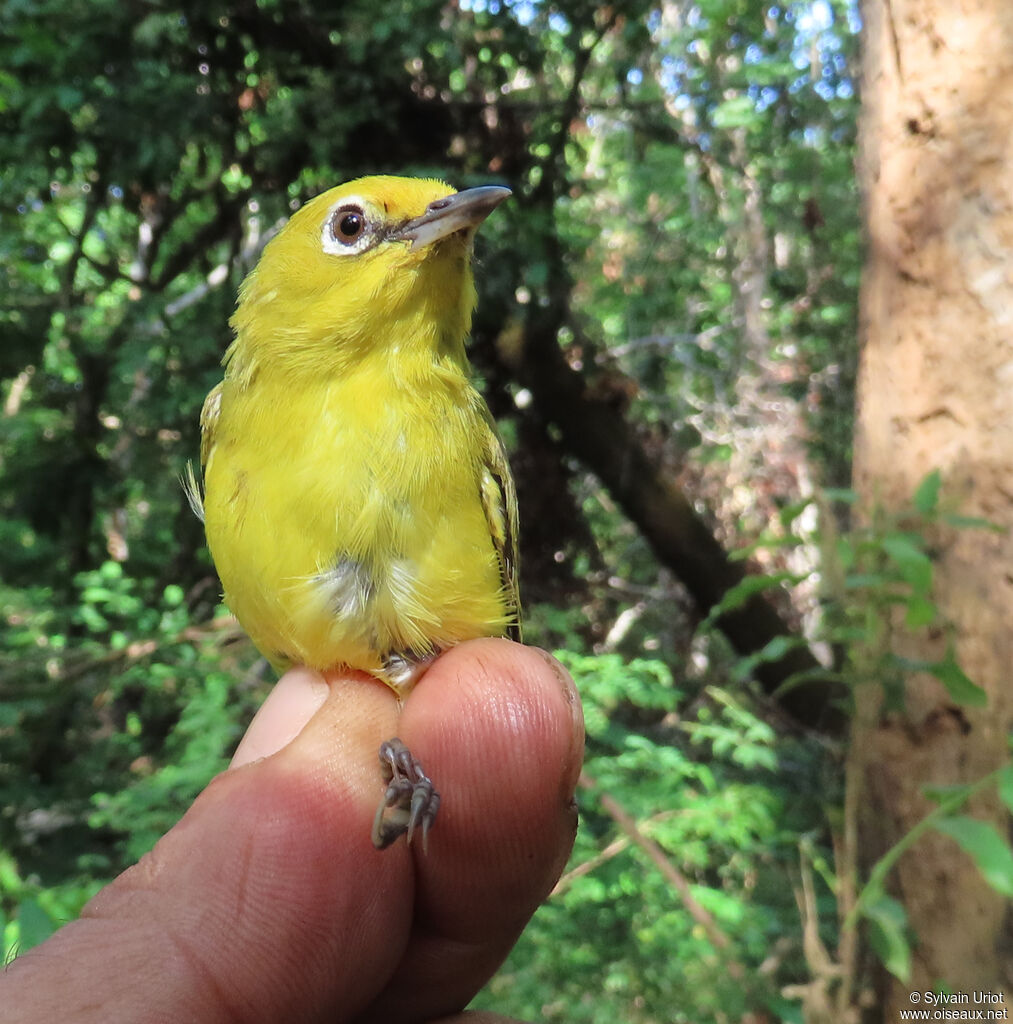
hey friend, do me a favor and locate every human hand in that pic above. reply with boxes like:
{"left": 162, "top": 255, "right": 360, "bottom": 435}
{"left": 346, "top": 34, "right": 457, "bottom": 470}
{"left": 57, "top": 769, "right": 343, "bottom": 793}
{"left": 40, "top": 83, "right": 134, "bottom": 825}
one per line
{"left": 2, "top": 639, "right": 583, "bottom": 1023}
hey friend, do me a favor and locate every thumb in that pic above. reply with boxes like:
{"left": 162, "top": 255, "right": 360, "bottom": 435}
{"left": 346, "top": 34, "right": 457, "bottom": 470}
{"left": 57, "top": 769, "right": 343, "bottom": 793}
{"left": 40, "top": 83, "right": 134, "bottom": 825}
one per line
{"left": 4, "top": 667, "right": 412, "bottom": 1024}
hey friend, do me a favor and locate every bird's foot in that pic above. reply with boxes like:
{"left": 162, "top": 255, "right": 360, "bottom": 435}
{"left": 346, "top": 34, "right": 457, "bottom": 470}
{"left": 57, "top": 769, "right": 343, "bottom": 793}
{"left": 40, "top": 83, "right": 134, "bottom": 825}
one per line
{"left": 371, "top": 737, "right": 440, "bottom": 851}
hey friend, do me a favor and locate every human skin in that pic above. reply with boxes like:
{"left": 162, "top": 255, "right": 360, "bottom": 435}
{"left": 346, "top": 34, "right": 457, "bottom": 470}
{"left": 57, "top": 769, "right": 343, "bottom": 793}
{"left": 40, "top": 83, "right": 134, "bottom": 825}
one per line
{"left": 1, "top": 639, "right": 584, "bottom": 1023}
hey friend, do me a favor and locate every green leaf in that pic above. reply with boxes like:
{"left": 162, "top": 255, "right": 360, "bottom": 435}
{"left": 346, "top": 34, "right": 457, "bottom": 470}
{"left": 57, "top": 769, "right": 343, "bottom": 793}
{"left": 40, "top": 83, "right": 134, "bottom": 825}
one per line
{"left": 880, "top": 533, "right": 933, "bottom": 594}
{"left": 844, "top": 572, "right": 890, "bottom": 590}
{"left": 818, "top": 304, "right": 848, "bottom": 324}
{"left": 711, "top": 95, "right": 758, "bottom": 129}
{"left": 862, "top": 891, "right": 911, "bottom": 981}
{"left": 928, "top": 658, "right": 987, "bottom": 707}
{"left": 822, "top": 488, "right": 858, "bottom": 505}
{"left": 755, "top": 633, "right": 802, "bottom": 665}
{"left": 705, "top": 571, "right": 799, "bottom": 620}
{"left": 942, "top": 514, "right": 999, "bottom": 531}
{"left": 14, "top": 898, "right": 55, "bottom": 952}
{"left": 777, "top": 497, "right": 815, "bottom": 529}
{"left": 934, "top": 816, "right": 1013, "bottom": 896}
{"left": 998, "top": 763, "right": 1013, "bottom": 813}
{"left": 904, "top": 595, "right": 937, "bottom": 628}
{"left": 922, "top": 783, "right": 974, "bottom": 806}
{"left": 912, "top": 469, "right": 942, "bottom": 516}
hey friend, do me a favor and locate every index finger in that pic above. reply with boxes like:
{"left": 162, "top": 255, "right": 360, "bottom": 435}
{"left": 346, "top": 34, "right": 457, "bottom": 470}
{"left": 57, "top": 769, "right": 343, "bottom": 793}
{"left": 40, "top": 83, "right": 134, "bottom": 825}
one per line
{"left": 357, "top": 638, "right": 584, "bottom": 1022}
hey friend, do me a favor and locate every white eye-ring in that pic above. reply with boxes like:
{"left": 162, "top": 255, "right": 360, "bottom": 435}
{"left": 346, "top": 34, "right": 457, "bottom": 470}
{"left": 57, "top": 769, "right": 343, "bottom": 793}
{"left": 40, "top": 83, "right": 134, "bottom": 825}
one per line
{"left": 321, "top": 196, "right": 377, "bottom": 255}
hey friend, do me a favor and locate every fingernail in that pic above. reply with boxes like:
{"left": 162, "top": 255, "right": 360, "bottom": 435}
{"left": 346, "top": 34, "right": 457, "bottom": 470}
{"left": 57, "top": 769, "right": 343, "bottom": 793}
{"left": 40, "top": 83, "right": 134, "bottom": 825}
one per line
{"left": 534, "top": 648, "right": 585, "bottom": 797}
{"left": 230, "top": 667, "right": 330, "bottom": 768}
{"left": 536, "top": 648, "right": 583, "bottom": 718}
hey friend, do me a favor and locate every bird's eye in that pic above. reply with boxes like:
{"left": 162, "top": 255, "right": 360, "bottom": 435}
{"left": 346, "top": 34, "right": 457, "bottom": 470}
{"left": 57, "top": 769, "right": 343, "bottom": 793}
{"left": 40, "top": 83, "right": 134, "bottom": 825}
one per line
{"left": 331, "top": 206, "right": 366, "bottom": 244}
{"left": 320, "top": 196, "right": 378, "bottom": 256}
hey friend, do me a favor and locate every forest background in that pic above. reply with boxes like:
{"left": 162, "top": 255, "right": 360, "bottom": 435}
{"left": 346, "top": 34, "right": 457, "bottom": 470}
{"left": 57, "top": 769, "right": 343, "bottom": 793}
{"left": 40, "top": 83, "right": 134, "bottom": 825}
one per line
{"left": 3, "top": 2, "right": 1013, "bottom": 1022}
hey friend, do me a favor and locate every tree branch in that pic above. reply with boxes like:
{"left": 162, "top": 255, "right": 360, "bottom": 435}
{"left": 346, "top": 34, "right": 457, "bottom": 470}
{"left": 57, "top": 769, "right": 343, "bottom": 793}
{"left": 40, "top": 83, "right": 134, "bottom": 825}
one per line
{"left": 499, "top": 313, "right": 845, "bottom": 731}
{"left": 531, "top": 7, "right": 621, "bottom": 205}
{"left": 579, "top": 771, "right": 746, "bottom": 977}
{"left": 148, "top": 190, "right": 249, "bottom": 293}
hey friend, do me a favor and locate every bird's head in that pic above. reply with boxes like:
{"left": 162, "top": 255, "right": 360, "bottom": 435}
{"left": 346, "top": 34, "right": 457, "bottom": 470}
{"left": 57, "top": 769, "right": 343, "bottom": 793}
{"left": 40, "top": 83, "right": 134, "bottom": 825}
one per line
{"left": 228, "top": 176, "right": 511, "bottom": 380}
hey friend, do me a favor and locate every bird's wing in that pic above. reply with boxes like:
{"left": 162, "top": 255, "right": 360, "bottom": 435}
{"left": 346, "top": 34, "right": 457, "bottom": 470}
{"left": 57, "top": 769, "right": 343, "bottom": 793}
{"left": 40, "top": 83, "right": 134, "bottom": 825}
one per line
{"left": 479, "top": 406, "right": 522, "bottom": 641}
{"left": 182, "top": 382, "right": 224, "bottom": 522}
{"left": 198, "top": 381, "right": 224, "bottom": 470}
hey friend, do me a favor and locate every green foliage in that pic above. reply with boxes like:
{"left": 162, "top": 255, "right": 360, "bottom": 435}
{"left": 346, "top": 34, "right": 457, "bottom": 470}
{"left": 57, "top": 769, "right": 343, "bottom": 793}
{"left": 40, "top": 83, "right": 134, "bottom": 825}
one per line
{"left": 1, "top": 848, "right": 102, "bottom": 965}
{"left": 717, "top": 473, "right": 990, "bottom": 712}
{"left": 2, "top": 1, "right": 865, "bottom": 1020}
{"left": 557, "top": 0, "right": 861, "bottom": 495}
{"left": 721, "top": 470, "right": 1010, "bottom": 990}
{"left": 474, "top": 651, "right": 829, "bottom": 1023}
{"left": 86, "top": 665, "right": 237, "bottom": 863}
{"left": 862, "top": 891, "right": 911, "bottom": 983}
{"left": 0, "top": 559, "right": 266, "bottom": 952}
{"left": 846, "top": 762, "right": 1013, "bottom": 983}
{"left": 933, "top": 817, "right": 1013, "bottom": 898}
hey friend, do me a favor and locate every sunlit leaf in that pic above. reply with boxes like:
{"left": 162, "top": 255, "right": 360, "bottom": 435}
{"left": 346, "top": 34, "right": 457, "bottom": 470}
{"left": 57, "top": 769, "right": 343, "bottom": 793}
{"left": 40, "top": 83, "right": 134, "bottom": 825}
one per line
{"left": 928, "top": 658, "right": 987, "bottom": 708}
{"left": 862, "top": 890, "right": 911, "bottom": 982}
{"left": 934, "top": 817, "right": 1013, "bottom": 896}
{"left": 912, "top": 469, "right": 942, "bottom": 516}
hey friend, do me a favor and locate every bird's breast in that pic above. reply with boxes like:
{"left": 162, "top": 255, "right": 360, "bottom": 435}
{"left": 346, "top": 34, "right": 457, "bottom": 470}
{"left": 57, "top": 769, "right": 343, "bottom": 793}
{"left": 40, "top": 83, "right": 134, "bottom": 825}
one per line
{"left": 203, "top": 357, "right": 507, "bottom": 672}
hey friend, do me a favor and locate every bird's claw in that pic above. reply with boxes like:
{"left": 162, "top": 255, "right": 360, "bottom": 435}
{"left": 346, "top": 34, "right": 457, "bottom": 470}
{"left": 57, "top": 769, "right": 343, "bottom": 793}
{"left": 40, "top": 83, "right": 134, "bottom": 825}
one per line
{"left": 371, "top": 737, "right": 441, "bottom": 851}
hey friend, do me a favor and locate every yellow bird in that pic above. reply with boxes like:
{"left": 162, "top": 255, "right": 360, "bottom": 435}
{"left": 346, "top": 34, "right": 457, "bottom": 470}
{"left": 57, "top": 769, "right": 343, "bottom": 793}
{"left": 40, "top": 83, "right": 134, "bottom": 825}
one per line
{"left": 192, "top": 176, "right": 519, "bottom": 848}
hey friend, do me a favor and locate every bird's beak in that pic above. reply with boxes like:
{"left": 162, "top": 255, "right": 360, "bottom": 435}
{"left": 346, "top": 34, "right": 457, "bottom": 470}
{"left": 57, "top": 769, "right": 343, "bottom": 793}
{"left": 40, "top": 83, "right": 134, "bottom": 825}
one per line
{"left": 393, "top": 186, "right": 512, "bottom": 251}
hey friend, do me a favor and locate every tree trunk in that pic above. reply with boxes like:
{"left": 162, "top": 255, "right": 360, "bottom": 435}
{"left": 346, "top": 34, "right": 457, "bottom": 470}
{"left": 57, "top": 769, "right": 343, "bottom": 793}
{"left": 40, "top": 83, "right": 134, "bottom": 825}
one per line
{"left": 854, "top": 1, "right": 1013, "bottom": 1014}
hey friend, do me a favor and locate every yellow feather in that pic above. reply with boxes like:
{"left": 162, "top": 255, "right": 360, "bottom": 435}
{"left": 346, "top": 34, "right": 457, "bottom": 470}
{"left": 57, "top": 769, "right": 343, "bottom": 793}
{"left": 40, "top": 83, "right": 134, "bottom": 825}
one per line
{"left": 199, "top": 175, "right": 519, "bottom": 695}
